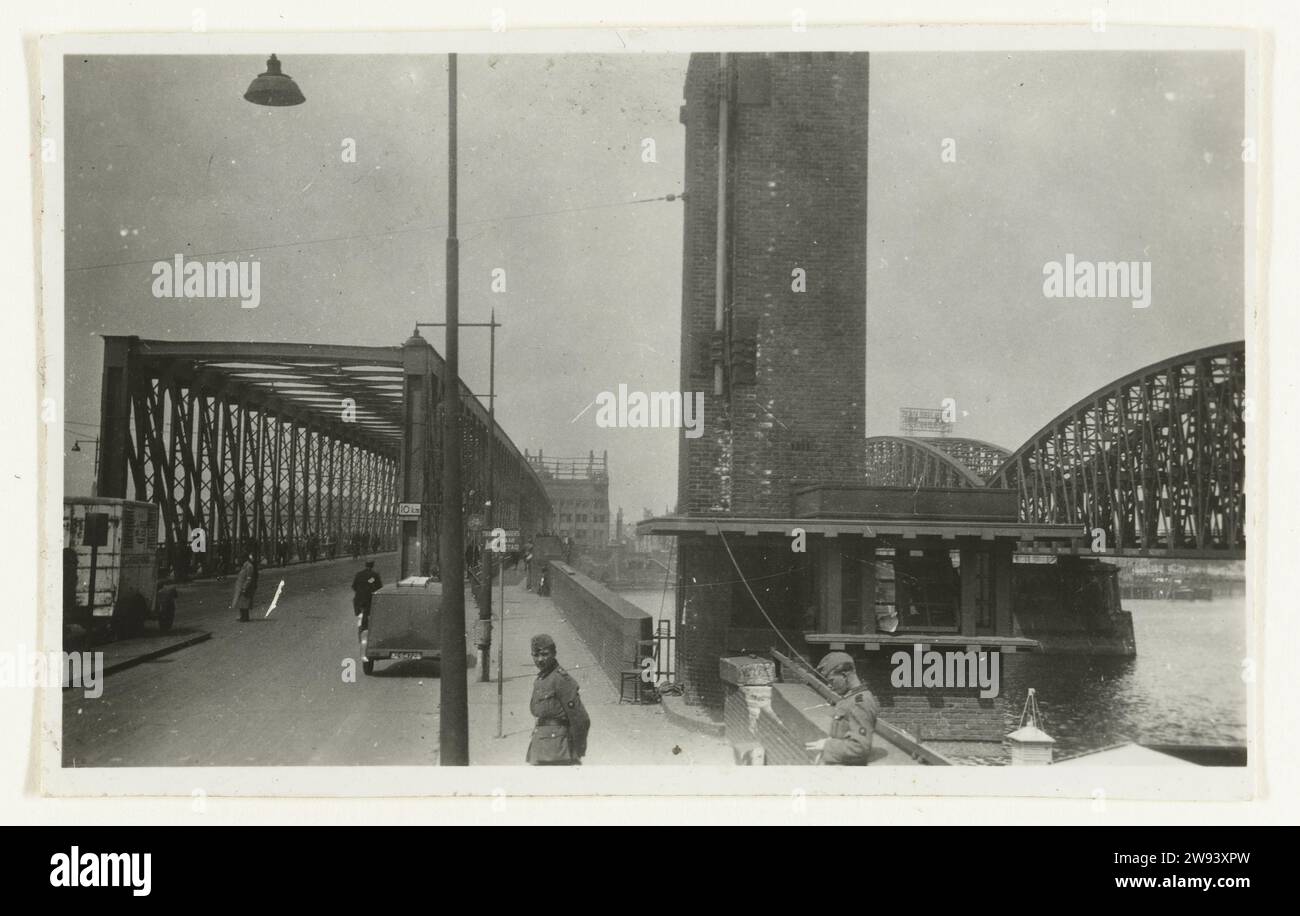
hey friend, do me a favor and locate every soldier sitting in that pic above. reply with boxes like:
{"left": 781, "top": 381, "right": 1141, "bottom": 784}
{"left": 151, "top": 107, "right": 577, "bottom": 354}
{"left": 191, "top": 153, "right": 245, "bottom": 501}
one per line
{"left": 804, "top": 651, "right": 879, "bottom": 766}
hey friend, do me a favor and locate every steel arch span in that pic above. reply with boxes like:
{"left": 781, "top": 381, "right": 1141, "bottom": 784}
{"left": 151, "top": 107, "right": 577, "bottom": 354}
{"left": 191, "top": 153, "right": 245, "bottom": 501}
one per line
{"left": 95, "top": 336, "right": 551, "bottom": 579}
{"left": 990, "top": 341, "right": 1245, "bottom": 558}
{"left": 864, "top": 436, "right": 1010, "bottom": 488}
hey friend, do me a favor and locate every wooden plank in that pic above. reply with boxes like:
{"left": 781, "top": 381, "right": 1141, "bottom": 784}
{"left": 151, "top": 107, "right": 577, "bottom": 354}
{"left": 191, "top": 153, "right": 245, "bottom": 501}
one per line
{"left": 804, "top": 632, "right": 1040, "bottom": 650}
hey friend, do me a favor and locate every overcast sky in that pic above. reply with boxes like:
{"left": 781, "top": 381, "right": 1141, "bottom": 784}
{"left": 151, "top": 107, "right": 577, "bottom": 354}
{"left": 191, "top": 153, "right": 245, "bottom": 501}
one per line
{"left": 63, "top": 51, "right": 1244, "bottom": 519}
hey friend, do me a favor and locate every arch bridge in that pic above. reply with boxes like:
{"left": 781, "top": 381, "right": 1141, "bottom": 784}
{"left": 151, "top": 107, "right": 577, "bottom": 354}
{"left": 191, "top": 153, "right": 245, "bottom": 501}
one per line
{"left": 864, "top": 436, "right": 1011, "bottom": 488}
{"left": 865, "top": 342, "right": 1246, "bottom": 559}
{"left": 990, "top": 341, "right": 1245, "bottom": 558}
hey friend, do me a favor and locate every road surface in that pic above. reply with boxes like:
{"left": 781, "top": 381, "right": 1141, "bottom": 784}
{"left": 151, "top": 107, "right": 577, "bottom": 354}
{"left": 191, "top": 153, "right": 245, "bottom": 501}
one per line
{"left": 61, "top": 553, "right": 444, "bottom": 767}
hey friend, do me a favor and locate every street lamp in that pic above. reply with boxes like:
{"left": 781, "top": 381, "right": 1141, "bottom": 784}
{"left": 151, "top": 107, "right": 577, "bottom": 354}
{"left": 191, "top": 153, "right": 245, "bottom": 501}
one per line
{"left": 71, "top": 438, "right": 101, "bottom": 497}
{"left": 243, "top": 55, "right": 306, "bottom": 107}
{"left": 244, "top": 53, "right": 470, "bottom": 766}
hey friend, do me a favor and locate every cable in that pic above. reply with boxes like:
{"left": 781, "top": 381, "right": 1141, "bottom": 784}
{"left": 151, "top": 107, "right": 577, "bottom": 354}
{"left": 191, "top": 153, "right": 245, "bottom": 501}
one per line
{"left": 714, "top": 523, "right": 811, "bottom": 668}
{"left": 65, "top": 192, "right": 684, "bottom": 273}
{"left": 675, "top": 564, "right": 800, "bottom": 590}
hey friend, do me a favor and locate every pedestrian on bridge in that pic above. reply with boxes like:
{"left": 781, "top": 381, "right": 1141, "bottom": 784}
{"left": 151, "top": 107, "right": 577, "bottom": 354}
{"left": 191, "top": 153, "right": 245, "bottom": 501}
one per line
{"left": 351, "top": 560, "right": 383, "bottom": 630}
{"left": 232, "top": 549, "right": 258, "bottom": 623}
{"left": 525, "top": 634, "right": 590, "bottom": 766}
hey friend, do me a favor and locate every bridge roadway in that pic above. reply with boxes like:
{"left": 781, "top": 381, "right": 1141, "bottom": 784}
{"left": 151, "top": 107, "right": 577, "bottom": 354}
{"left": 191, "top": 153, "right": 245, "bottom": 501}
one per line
{"left": 61, "top": 553, "right": 445, "bottom": 767}
{"left": 62, "top": 555, "right": 737, "bottom": 767}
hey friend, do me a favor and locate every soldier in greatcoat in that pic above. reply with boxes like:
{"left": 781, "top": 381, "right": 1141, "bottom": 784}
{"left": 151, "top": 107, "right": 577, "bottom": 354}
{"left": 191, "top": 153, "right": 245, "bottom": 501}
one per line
{"left": 525, "top": 634, "right": 590, "bottom": 765}
{"left": 231, "top": 549, "right": 258, "bottom": 623}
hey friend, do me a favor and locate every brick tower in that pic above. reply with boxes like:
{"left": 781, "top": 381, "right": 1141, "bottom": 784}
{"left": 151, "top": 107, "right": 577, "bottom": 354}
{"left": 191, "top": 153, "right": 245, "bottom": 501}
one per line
{"left": 678, "top": 52, "right": 869, "bottom": 516}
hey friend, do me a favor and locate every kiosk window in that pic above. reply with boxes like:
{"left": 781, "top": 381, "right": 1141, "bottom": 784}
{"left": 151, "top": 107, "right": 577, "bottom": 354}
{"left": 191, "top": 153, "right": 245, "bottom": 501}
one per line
{"left": 894, "top": 549, "right": 960, "bottom": 632}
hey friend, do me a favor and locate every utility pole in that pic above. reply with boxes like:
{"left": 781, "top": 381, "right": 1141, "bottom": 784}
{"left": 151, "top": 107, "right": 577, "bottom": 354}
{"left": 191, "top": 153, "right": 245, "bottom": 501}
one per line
{"left": 478, "top": 311, "right": 497, "bottom": 682}
{"left": 414, "top": 314, "right": 499, "bottom": 683}
{"left": 439, "top": 52, "right": 469, "bottom": 766}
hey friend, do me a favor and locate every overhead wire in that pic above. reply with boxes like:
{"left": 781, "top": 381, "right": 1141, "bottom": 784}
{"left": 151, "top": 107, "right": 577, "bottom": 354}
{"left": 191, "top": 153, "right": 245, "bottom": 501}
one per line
{"left": 65, "top": 192, "right": 683, "bottom": 273}
{"left": 714, "top": 523, "right": 812, "bottom": 668}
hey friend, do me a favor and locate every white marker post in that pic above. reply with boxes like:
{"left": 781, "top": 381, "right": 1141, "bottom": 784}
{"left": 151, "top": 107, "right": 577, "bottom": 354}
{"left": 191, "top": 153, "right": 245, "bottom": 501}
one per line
{"left": 264, "top": 580, "right": 285, "bottom": 618}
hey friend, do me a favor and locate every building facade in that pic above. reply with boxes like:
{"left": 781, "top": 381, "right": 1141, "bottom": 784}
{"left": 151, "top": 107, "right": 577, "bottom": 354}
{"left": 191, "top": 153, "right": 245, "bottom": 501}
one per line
{"left": 526, "top": 450, "right": 611, "bottom": 551}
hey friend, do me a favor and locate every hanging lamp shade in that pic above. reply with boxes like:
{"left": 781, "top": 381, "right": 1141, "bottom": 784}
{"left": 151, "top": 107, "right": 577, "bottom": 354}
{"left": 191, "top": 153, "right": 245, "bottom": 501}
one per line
{"left": 244, "top": 54, "right": 305, "bottom": 107}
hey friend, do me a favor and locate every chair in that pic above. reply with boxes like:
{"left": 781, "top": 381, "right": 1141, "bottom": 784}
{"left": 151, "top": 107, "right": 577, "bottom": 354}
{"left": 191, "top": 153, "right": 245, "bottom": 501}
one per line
{"left": 621, "top": 636, "right": 664, "bottom": 704}
{"left": 619, "top": 668, "right": 644, "bottom": 704}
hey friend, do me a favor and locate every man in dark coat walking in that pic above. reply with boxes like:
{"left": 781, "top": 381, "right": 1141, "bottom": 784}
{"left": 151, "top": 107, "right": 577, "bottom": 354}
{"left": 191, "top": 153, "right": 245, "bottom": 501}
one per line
{"left": 231, "top": 549, "right": 258, "bottom": 622}
{"left": 351, "top": 560, "right": 383, "bottom": 630}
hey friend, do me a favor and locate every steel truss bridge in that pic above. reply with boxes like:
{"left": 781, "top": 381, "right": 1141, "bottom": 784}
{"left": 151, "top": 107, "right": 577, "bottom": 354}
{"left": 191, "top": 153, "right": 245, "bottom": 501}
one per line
{"left": 864, "top": 341, "right": 1246, "bottom": 559}
{"left": 95, "top": 335, "right": 551, "bottom": 578}
{"left": 864, "top": 436, "right": 1011, "bottom": 488}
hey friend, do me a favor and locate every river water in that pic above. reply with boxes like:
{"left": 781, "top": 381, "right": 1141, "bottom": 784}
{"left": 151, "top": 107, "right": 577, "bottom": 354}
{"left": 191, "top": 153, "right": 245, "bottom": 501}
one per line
{"left": 1000, "top": 597, "right": 1249, "bottom": 758}
{"left": 620, "top": 589, "right": 1248, "bottom": 759}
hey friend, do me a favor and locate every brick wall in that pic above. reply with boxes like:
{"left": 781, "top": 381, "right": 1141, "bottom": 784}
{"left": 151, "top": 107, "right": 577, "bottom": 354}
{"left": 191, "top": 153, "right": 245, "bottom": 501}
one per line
{"left": 678, "top": 52, "right": 869, "bottom": 517}
{"left": 546, "top": 562, "right": 653, "bottom": 691}
{"left": 729, "top": 682, "right": 874, "bottom": 766}
{"left": 753, "top": 707, "right": 815, "bottom": 765}
{"left": 857, "top": 654, "right": 1006, "bottom": 742}
{"left": 723, "top": 682, "right": 816, "bottom": 765}
{"left": 676, "top": 537, "right": 813, "bottom": 710}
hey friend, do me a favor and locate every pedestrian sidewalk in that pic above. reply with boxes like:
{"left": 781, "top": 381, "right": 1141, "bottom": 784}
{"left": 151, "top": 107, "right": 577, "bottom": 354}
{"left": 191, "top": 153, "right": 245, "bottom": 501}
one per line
{"left": 467, "top": 582, "right": 734, "bottom": 766}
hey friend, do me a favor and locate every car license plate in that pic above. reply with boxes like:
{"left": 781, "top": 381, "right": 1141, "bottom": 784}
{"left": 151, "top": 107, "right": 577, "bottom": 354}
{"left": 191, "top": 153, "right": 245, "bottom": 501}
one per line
{"left": 391, "top": 651, "right": 422, "bottom": 661}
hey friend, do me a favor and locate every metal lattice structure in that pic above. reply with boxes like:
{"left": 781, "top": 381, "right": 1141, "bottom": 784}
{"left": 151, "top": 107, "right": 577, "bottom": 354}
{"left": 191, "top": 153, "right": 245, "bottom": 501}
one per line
{"left": 96, "top": 336, "right": 551, "bottom": 578}
{"left": 864, "top": 436, "right": 1010, "bottom": 488}
{"left": 990, "top": 341, "right": 1245, "bottom": 558}
{"left": 921, "top": 438, "right": 1011, "bottom": 483}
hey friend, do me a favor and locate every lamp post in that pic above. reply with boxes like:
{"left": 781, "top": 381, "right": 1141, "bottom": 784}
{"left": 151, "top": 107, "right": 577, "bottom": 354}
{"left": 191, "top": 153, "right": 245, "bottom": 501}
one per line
{"left": 245, "top": 52, "right": 470, "bottom": 766}
{"left": 71, "top": 438, "right": 101, "bottom": 497}
{"left": 439, "top": 54, "right": 469, "bottom": 766}
{"left": 416, "top": 312, "right": 499, "bottom": 683}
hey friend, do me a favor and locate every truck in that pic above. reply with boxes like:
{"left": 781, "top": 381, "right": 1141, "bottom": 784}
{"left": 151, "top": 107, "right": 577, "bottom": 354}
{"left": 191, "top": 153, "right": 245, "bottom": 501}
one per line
{"left": 359, "top": 576, "right": 442, "bottom": 675}
{"left": 63, "top": 497, "right": 177, "bottom": 637}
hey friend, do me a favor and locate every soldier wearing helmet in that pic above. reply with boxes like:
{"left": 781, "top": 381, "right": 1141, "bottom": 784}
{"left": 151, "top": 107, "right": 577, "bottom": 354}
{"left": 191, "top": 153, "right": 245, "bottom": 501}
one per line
{"left": 805, "top": 651, "right": 879, "bottom": 765}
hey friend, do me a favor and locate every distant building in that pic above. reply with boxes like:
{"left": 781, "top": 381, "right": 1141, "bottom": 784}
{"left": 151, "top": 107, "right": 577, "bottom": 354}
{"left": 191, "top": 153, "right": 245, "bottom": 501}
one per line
{"left": 525, "top": 450, "right": 611, "bottom": 550}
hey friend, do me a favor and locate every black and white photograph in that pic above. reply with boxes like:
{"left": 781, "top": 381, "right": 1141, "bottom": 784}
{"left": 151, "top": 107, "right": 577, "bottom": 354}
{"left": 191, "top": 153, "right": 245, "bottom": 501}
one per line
{"left": 34, "top": 25, "right": 1259, "bottom": 799}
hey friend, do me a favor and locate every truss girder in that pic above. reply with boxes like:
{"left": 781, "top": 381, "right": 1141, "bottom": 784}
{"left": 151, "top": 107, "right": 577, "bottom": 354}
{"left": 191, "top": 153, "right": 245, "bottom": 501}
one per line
{"left": 864, "top": 436, "right": 994, "bottom": 488}
{"left": 990, "top": 341, "right": 1245, "bottom": 557}
{"left": 96, "top": 336, "right": 550, "bottom": 578}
